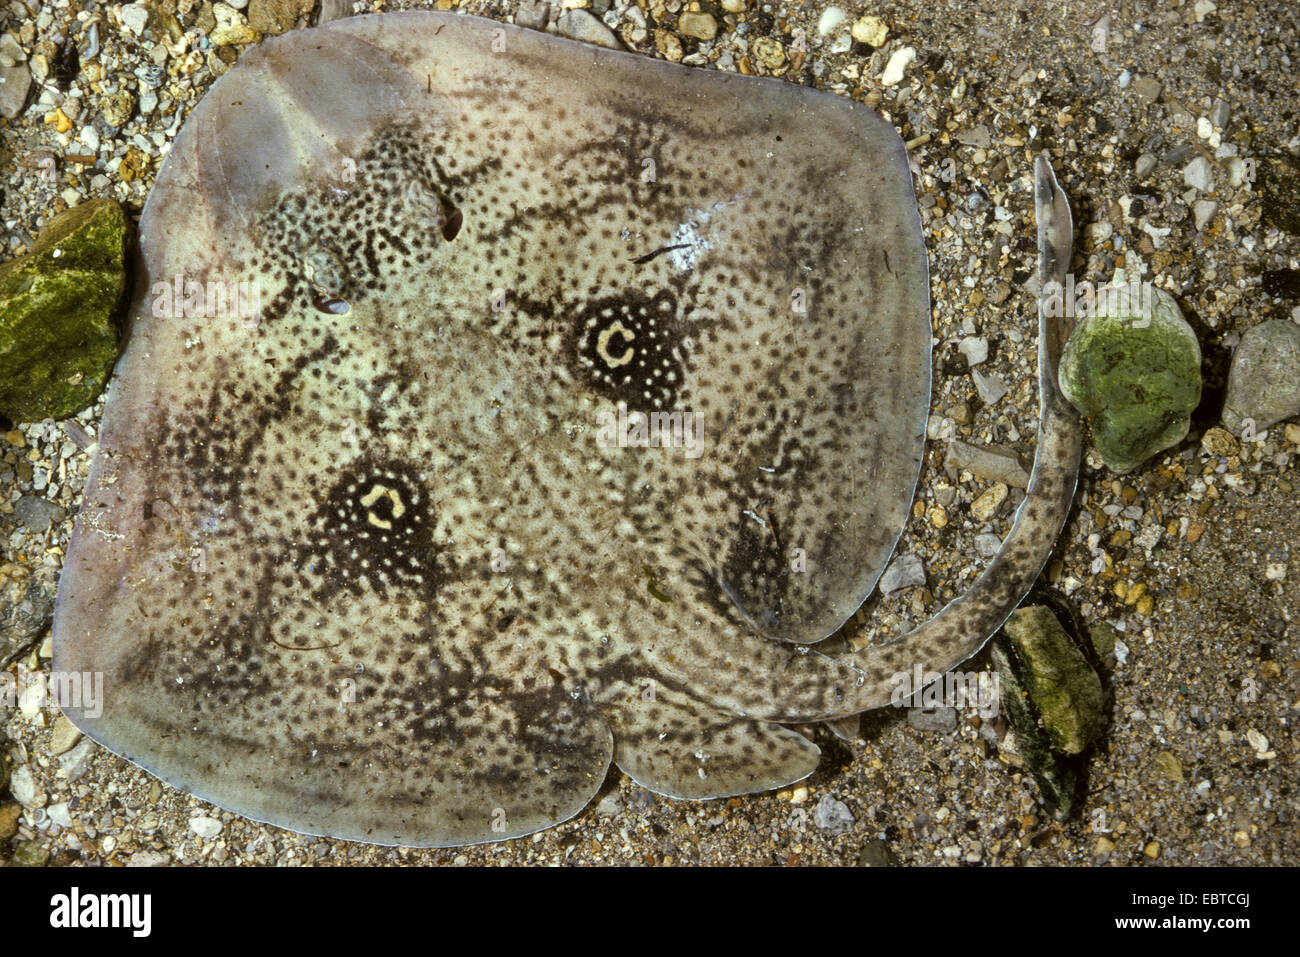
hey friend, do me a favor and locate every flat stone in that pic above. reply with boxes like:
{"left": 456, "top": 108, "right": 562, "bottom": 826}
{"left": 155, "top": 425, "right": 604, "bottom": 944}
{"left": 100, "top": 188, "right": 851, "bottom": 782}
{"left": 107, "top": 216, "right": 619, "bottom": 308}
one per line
{"left": 513, "top": 2, "right": 550, "bottom": 32}
{"left": 945, "top": 440, "right": 1030, "bottom": 487}
{"left": 878, "top": 552, "right": 925, "bottom": 595}
{"left": 14, "top": 495, "right": 66, "bottom": 534}
{"left": 0, "top": 62, "right": 32, "bottom": 118}
{"left": 1183, "top": 155, "right": 1216, "bottom": 192}
{"left": 1222, "top": 320, "right": 1300, "bottom": 435}
{"left": 677, "top": 12, "right": 717, "bottom": 41}
{"left": 557, "top": 9, "right": 621, "bottom": 49}
{"left": 1131, "top": 75, "right": 1162, "bottom": 103}
{"left": 813, "top": 794, "right": 855, "bottom": 834}
{"left": 1193, "top": 199, "right": 1218, "bottom": 230}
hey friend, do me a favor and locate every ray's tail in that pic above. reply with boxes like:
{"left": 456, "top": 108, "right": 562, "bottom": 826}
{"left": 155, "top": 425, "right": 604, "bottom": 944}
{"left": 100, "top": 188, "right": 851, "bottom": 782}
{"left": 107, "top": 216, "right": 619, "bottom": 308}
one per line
{"left": 772, "top": 154, "right": 1083, "bottom": 720}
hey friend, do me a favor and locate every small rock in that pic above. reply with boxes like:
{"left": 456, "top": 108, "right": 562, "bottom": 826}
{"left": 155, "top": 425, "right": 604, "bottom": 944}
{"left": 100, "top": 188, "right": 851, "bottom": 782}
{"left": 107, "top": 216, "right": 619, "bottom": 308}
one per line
{"left": 817, "top": 7, "right": 848, "bottom": 37}
{"left": 907, "top": 706, "right": 958, "bottom": 733}
{"left": 677, "top": 12, "right": 717, "bottom": 42}
{"left": 879, "top": 46, "right": 915, "bottom": 86}
{"left": 1222, "top": 320, "right": 1300, "bottom": 435}
{"left": 0, "top": 803, "right": 21, "bottom": 840}
{"left": 246, "top": 0, "right": 313, "bottom": 36}
{"left": 970, "top": 483, "right": 1008, "bottom": 522}
{"left": 1154, "top": 750, "right": 1184, "bottom": 784}
{"left": 557, "top": 9, "right": 621, "bottom": 49}
{"left": 856, "top": 839, "right": 897, "bottom": 866}
{"left": 14, "top": 495, "right": 66, "bottom": 534}
{"left": 1059, "top": 273, "right": 1202, "bottom": 473}
{"left": 1183, "top": 156, "right": 1215, "bottom": 193}
{"left": 813, "top": 794, "right": 855, "bottom": 834}
{"left": 10, "top": 840, "right": 50, "bottom": 866}
{"left": 974, "top": 533, "right": 1002, "bottom": 558}
{"left": 851, "top": 15, "right": 888, "bottom": 47}
{"left": 317, "top": 0, "right": 353, "bottom": 23}
{"left": 57, "top": 736, "right": 98, "bottom": 781}
{"left": 1201, "top": 426, "right": 1237, "bottom": 457}
{"left": 1, "top": 564, "right": 58, "bottom": 668}
{"left": 513, "top": 2, "right": 550, "bottom": 31}
{"left": 958, "top": 335, "right": 988, "bottom": 365}
{"left": 119, "top": 4, "right": 150, "bottom": 37}
{"left": 1193, "top": 199, "right": 1218, "bottom": 230}
{"left": 946, "top": 440, "right": 1030, "bottom": 487}
{"left": 972, "top": 369, "right": 1008, "bottom": 405}
{"left": 0, "top": 62, "right": 32, "bottom": 119}
{"left": 128, "top": 849, "right": 171, "bottom": 866}
{"left": 10, "top": 764, "right": 46, "bottom": 808}
{"left": 1193, "top": 0, "right": 1216, "bottom": 22}
{"left": 1134, "top": 152, "right": 1157, "bottom": 178}
{"left": 0, "top": 199, "right": 128, "bottom": 422}
{"left": 878, "top": 552, "right": 925, "bottom": 595}
{"left": 751, "top": 36, "right": 786, "bottom": 71}
{"left": 721, "top": 0, "right": 746, "bottom": 11}
{"left": 1144, "top": 840, "right": 1161, "bottom": 859}
{"left": 49, "top": 715, "right": 82, "bottom": 756}
{"left": 210, "top": 3, "right": 260, "bottom": 46}
{"left": 101, "top": 90, "right": 135, "bottom": 128}
{"left": 0, "top": 33, "right": 25, "bottom": 68}
{"left": 1131, "top": 76, "right": 1162, "bottom": 103}
{"left": 190, "top": 815, "right": 223, "bottom": 838}
{"left": 1208, "top": 98, "right": 1230, "bottom": 129}
{"left": 594, "top": 793, "right": 621, "bottom": 817}
{"left": 48, "top": 801, "right": 73, "bottom": 828}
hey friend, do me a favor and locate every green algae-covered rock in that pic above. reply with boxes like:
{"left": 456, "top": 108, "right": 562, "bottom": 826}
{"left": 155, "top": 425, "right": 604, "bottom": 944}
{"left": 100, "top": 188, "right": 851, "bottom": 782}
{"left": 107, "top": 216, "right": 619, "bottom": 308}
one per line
{"left": 1000, "top": 606, "right": 1105, "bottom": 756}
{"left": 1058, "top": 273, "right": 1202, "bottom": 473}
{"left": 0, "top": 199, "right": 128, "bottom": 423}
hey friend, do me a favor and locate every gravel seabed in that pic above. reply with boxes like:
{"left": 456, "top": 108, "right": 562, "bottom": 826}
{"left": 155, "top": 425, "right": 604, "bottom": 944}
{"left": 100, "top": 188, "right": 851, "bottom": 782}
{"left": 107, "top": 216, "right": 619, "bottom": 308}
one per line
{"left": 1, "top": 0, "right": 1297, "bottom": 866}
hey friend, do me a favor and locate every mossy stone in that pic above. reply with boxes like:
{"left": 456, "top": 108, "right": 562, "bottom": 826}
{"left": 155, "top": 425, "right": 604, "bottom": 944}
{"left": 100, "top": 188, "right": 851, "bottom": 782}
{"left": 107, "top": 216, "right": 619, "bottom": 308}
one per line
{"left": 1001, "top": 606, "right": 1105, "bottom": 756}
{"left": 0, "top": 199, "right": 129, "bottom": 422}
{"left": 1058, "top": 278, "right": 1201, "bottom": 473}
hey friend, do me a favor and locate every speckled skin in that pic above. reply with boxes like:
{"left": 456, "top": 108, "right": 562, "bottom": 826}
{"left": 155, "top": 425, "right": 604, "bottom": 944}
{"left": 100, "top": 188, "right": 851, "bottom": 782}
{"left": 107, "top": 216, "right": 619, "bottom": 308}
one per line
{"left": 52, "top": 13, "right": 1078, "bottom": 846}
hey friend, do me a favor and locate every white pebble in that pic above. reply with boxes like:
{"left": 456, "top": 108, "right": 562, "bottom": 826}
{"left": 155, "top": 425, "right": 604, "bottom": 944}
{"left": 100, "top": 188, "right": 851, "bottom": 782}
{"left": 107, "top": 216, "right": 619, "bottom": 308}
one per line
{"left": 190, "top": 815, "right": 223, "bottom": 839}
{"left": 120, "top": 4, "right": 150, "bottom": 37}
{"left": 817, "top": 6, "right": 848, "bottom": 37}
{"left": 1193, "top": 200, "right": 1218, "bottom": 230}
{"left": 879, "top": 46, "right": 916, "bottom": 86}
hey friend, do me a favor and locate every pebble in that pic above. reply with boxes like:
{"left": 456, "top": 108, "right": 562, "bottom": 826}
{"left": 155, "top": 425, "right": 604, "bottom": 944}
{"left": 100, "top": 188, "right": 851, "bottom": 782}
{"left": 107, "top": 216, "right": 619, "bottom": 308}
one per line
{"left": 958, "top": 335, "right": 988, "bottom": 365}
{"left": 594, "top": 793, "right": 621, "bottom": 817}
{"left": 946, "top": 440, "right": 1030, "bottom": 487}
{"left": 907, "top": 706, "right": 958, "bottom": 733}
{"left": 48, "top": 801, "right": 74, "bottom": 828}
{"left": 0, "top": 32, "right": 25, "bottom": 68}
{"left": 813, "top": 794, "right": 855, "bottom": 834}
{"left": 514, "top": 1, "right": 550, "bottom": 32}
{"left": 128, "top": 849, "right": 171, "bottom": 866}
{"left": 974, "top": 532, "right": 1002, "bottom": 558}
{"left": 1134, "top": 152, "right": 1157, "bottom": 178}
{"left": 851, "top": 15, "right": 888, "bottom": 47}
{"left": 10, "top": 764, "right": 46, "bottom": 808}
{"left": 210, "top": 3, "right": 260, "bottom": 46}
{"left": 721, "top": 0, "right": 746, "bottom": 11}
{"left": 1183, "top": 156, "right": 1215, "bottom": 193}
{"left": 1208, "top": 98, "right": 1230, "bottom": 128}
{"left": 190, "top": 815, "right": 224, "bottom": 838}
{"left": 677, "top": 12, "right": 717, "bottom": 41}
{"left": 751, "top": 36, "right": 785, "bottom": 71}
{"left": 879, "top": 46, "right": 915, "bottom": 86}
{"left": 1193, "top": 199, "right": 1218, "bottom": 230}
{"left": 1131, "top": 76, "right": 1162, "bottom": 103}
{"left": 0, "top": 60, "right": 31, "bottom": 119}
{"left": 1221, "top": 320, "right": 1300, "bottom": 435}
{"left": 557, "top": 9, "right": 621, "bottom": 49}
{"left": 58, "top": 736, "right": 98, "bottom": 781}
{"left": 120, "top": 4, "right": 150, "bottom": 37}
{"left": 49, "top": 715, "right": 83, "bottom": 756}
{"left": 972, "top": 369, "right": 1008, "bottom": 405}
{"left": 878, "top": 552, "right": 925, "bottom": 594}
{"left": 14, "top": 494, "right": 66, "bottom": 533}
{"left": 11, "top": 841, "right": 49, "bottom": 866}
{"left": 101, "top": 90, "right": 135, "bottom": 128}
{"left": 817, "top": 7, "right": 848, "bottom": 37}
{"left": 970, "top": 483, "right": 1008, "bottom": 521}
{"left": 857, "top": 839, "right": 897, "bottom": 866}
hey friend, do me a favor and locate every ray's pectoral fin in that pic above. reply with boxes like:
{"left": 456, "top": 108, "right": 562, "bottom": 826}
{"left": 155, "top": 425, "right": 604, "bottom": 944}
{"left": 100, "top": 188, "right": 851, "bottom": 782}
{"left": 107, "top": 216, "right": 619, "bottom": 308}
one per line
{"left": 602, "top": 681, "right": 820, "bottom": 799}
